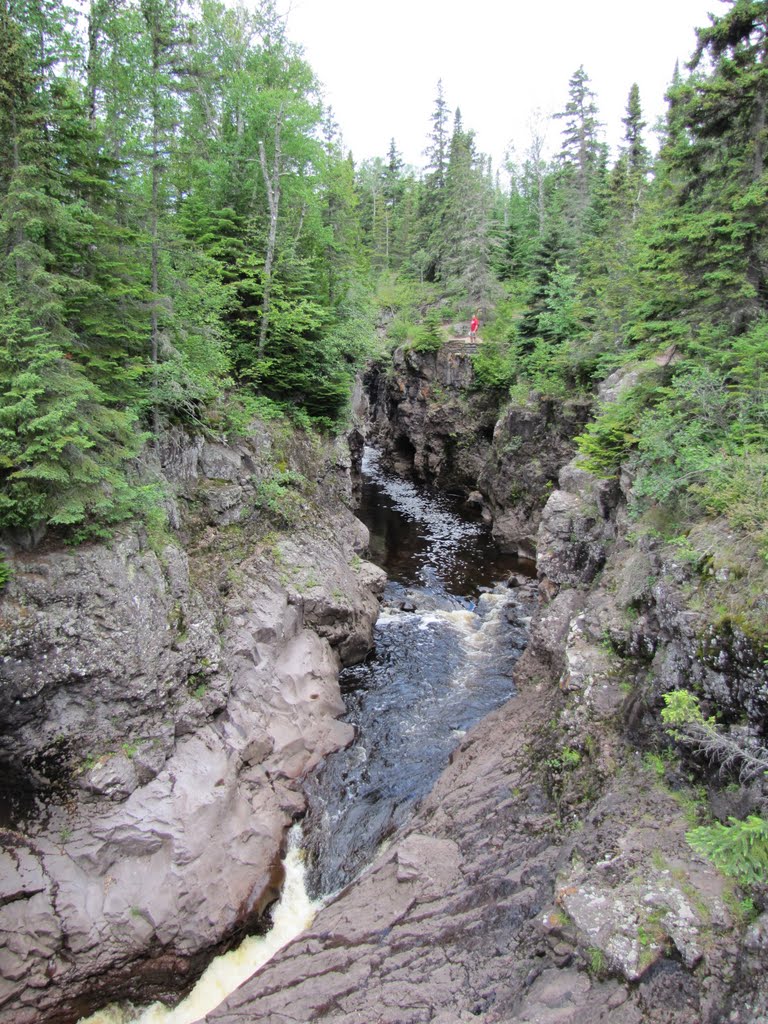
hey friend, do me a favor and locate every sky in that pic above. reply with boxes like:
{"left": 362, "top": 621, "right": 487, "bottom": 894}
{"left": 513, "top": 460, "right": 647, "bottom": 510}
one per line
{"left": 271, "top": 0, "right": 723, "bottom": 171}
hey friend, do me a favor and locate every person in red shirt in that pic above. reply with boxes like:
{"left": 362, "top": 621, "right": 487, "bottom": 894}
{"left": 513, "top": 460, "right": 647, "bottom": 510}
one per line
{"left": 469, "top": 314, "right": 479, "bottom": 339}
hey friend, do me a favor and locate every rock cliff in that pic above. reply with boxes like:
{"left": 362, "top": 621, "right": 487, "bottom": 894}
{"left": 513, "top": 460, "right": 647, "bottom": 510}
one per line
{"left": 366, "top": 344, "right": 592, "bottom": 559}
{"left": 4, "top": 348, "right": 766, "bottom": 1024}
{"left": 366, "top": 343, "right": 500, "bottom": 489}
{"left": 0, "top": 422, "right": 385, "bottom": 1023}
{"left": 206, "top": 368, "right": 767, "bottom": 1024}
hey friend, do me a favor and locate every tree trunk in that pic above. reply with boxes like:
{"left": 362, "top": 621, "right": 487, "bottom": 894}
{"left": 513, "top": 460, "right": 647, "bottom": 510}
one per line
{"left": 257, "top": 106, "right": 283, "bottom": 358}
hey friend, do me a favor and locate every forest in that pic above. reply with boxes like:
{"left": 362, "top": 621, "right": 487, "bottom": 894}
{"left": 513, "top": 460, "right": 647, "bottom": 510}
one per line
{"left": 0, "top": 0, "right": 766, "bottom": 581}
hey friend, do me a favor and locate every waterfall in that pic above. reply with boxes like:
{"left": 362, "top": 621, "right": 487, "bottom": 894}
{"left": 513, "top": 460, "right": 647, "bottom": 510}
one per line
{"left": 78, "top": 826, "right": 319, "bottom": 1024}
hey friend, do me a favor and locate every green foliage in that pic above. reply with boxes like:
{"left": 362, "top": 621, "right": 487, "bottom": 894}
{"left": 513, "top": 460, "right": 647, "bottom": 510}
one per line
{"left": 586, "top": 946, "right": 606, "bottom": 976}
{"left": 410, "top": 309, "right": 446, "bottom": 352}
{"left": 576, "top": 396, "right": 638, "bottom": 477}
{"left": 472, "top": 338, "right": 517, "bottom": 390}
{"left": 691, "top": 449, "right": 768, "bottom": 558}
{"left": 0, "top": 292, "right": 159, "bottom": 537}
{"left": 643, "top": 750, "right": 675, "bottom": 780}
{"left": 254, "top": 469, "right": 309, "bottom": 526}
{"left": 687, "top": 815, "right": 768, "bottom": 888}
{"left": 0, "top": 552, "right": 11, "bottom": 587}
{"left": 662, "top": 687, "right": 768, "bottom": 781}
{"left": 661, "top": 689, "right": 710, "bottom": 737}
{"left": 546, "top": 746, "right": 582, "bottom": 772}
{"left": 1, "top": 0, "right": 766, "bottom": 562}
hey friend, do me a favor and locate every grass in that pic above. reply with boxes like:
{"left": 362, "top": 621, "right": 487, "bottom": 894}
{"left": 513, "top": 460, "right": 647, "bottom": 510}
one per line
{"left": 587, "top": 946, "right": 606, "bottom": 975}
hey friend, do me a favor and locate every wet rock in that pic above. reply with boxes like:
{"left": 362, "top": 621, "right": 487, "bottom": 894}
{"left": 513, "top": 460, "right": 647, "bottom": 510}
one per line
{"left": 205, "top": 433, "right": 764, "bottom": 1024}
{"left": 207, "top": 652, "right": 739, "bottom": 1024}
{"left": 477, "top": 398, "right": 592, "bottom": 558}
{"left": 366, "top": 350, "right": 500, "bottom": 491}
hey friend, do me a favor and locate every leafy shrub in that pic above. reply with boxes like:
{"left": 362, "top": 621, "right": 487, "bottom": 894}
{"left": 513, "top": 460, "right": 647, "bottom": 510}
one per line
{"left": 661, "top": 689, "right": 710, "bottom": 736}
{"left": 519, "top": 337, "right": 570, "bottom": 397}
{"left": 690, "top": 448, "right": 768, "bottom": 559}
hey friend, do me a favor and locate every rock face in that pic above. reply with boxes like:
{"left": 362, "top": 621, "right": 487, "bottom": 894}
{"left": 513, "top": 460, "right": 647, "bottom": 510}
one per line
{"left": 0, "top": 424, "right": 385, "bottom": 1023}
{"left": 366, "top": 345, "right": 500, "bottom": 490}
{"left": 205, "top": 382, "right": 767, "bottom": 1024}
{"left": 206, "top": 636, "right": 742, "bottom": 1024}
{"left": 366, "top": 348, "right": 591, "bottom": 559}
{"left": 4, "top": 362, "right": 767, "bottom": 1024}
{"left": 478, "top": 399, "right": 592, "bottom": 558}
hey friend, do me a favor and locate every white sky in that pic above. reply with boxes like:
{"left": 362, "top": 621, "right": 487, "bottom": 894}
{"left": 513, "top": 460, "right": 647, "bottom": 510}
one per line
{"left": 271, "top": 0, "right": 723, "bottom": 171}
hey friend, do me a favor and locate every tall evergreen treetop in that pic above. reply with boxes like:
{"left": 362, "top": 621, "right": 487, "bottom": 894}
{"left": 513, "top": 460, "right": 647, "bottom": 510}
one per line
{"left": 555, "top": 66, "right": 604, "bottom": 183}
{"left": 646, "top": 0, "right": 768, "bottom": 333}
{"left": 622, "top": 83, "right": 650, "bottom": 177}
{"left": 425, "top": 78, "right": 449, "bottom": 190}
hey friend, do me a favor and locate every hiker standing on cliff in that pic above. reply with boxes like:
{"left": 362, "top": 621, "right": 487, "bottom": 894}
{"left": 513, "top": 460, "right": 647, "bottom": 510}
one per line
{"left": 469, "top": 314, "right": 479, "bottom": 340}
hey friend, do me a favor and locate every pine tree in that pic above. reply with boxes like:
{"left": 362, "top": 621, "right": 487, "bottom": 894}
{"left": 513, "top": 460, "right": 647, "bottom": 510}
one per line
{"left": 440, "top": 110, "right": 494, "bottom": 306}
{"left": 553, "top": 65, "right": 607, "bottom": 245}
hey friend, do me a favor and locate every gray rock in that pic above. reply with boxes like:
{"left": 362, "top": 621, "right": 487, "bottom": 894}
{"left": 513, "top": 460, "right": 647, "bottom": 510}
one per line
{"left": 0, "top": 425, "right": 384, "bottom": 1022}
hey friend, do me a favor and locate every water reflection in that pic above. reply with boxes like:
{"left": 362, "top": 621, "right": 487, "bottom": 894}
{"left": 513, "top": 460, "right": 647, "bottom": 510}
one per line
{"left": 358, "top": 447, "right": 534, "bottom": 595}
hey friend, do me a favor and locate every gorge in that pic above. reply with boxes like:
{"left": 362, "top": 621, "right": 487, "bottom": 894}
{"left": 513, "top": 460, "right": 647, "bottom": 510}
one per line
{"left": 3, "top": 2, "right": 768, "bottom": 1021}
{"left": 2, "top": 344, "right": 766, "bottom": 1024}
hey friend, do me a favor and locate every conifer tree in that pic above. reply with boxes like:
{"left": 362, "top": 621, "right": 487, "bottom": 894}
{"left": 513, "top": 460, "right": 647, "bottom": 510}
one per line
{"left": 553, "top": 65, "right": 607, "bottom": 246}
{"left": 440, "top": 110, "right": 494, "bottom": 306}
{"left": 0, "top": 0, "right": 148, "bottom": 536}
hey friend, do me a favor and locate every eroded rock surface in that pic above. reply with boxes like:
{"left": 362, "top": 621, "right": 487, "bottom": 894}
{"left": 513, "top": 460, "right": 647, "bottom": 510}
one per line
{"left": 206, "top": 640, "right": 743, "bottom": 1024}
{"left": 0, "top": 423, "right": 385, "bottom": 1023}
{"left": 206, "top": 404, "right": 766, "bottom": 1024}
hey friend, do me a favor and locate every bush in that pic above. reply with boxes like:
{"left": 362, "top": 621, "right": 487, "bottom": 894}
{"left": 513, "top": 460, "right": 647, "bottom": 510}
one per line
{"left": 472, "top": 338, "right": 517, "bottom": 390}
{"left": 687, "top": 815, "right": 768, "bottom": 887}
{"left": 254, "top": 469, "right": 308, "bottom": 526}
{"left": 576, "top": 398, "right": 638, "bottom": 478}
{"left": 410, "top": 310, "right": 446, "bottom": 353}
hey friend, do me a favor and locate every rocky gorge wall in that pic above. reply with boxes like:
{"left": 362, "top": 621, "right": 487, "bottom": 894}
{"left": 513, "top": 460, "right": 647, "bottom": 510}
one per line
{"left": 365, "top": 343, "right": 592, "bottom": 559}
{"left": 3, "top": 344, "right": 766, "bottom": 1024}
{"left": 0, "top": 422, "right": 385, "bottom": 1023}
{"left": 203, "top": 359, "right": 768, "bottom": 1024}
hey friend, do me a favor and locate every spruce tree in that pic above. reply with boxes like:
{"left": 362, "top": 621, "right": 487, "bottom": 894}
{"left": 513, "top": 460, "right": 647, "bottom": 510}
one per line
{"left": 440, "top": 110, "right": 494, "bottom": 307}
{"left": 553, "top": 65, "right": 607, "bottom": 247}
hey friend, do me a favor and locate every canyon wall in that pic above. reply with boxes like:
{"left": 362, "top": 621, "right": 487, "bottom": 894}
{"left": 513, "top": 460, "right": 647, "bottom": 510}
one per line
{"left": 0, "top": 423, "right": 385, "bottom": 1023}
{"left": 3, "top": 344, "right": 766, "bottom": 1023}
{"left": 205, "top": 351, "right": 768, "bottom": 1024}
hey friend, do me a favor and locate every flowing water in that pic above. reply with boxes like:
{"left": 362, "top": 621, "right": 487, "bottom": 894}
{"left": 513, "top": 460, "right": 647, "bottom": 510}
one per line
{"left": 78, "top": 446, "right": 535, "bottom": 1023}
{"left": 303, "top": 447, "right": 536, "bottom": 896}
{"left": 77, "top": 827, "right": 319, "bottom": 1024}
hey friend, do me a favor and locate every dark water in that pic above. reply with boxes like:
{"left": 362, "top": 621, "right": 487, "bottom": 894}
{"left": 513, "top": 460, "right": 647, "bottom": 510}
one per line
{"left": 303, "top": 448, "right": 537, "bottom": 898}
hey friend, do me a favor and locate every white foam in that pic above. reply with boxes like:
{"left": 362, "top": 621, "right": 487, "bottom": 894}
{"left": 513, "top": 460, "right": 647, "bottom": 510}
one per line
{"left": 78, "top": 826, "right": 320, "bottom": 1024}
